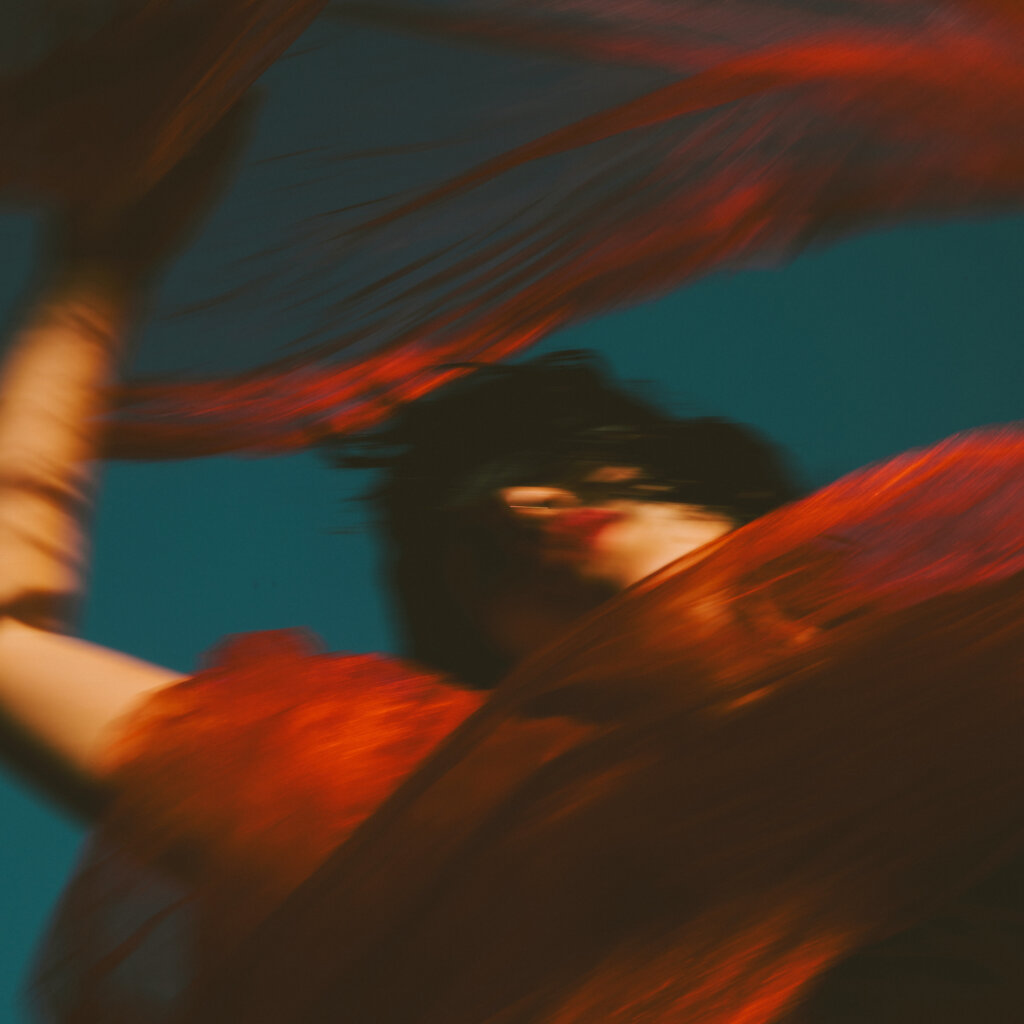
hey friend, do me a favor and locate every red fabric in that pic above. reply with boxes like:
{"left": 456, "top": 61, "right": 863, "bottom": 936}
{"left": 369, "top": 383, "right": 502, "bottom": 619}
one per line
{"left": 176, "top": 426, "right": 1024, "bottom": 1024}
{"left": 31, "top": 426, "right": 1024, "bottom": 1023}
{"left": 2, "top": 1, "right": 1022, "bottom": 456}
{"left": 29, "top": 631, "right": 484, "bottom": 1023}
{"left": 0, "top": 1, "right": 325, "bottom": 208}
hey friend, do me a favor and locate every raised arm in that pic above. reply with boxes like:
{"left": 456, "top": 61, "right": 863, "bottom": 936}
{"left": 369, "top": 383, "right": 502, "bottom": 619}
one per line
{"left": 0, "top": 267, "right": 132, "bottom": 630}
{"left": 0, "top": 108, "right": 250, "bottom": 815}
{"left": 0, "top": 268, "right": 183, "bottom": 815}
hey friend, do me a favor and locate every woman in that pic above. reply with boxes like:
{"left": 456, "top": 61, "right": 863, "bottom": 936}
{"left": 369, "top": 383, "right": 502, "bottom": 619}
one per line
{"left": 0, "top": 134, "right": 788, "bottom": 1009}
{"left": 2, "top": 129, "right": 1024, "bottom": 1024}
{"left": 2, "top": 3, "right": 1023, "bottom": 1022}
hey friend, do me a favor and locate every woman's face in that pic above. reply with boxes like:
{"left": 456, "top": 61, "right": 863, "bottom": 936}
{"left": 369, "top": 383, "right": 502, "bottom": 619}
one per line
{"left": 446, "top": 465, "right": 735, "bottom": 663}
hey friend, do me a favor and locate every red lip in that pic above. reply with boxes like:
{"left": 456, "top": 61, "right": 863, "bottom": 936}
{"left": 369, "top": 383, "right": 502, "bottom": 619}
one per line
{"left": 545, "top": 509, "right": 623, "bottom": 548}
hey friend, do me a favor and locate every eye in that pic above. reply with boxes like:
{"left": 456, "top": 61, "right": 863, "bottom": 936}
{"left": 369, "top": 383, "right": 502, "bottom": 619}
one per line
{"left": 500, "top": 486, "right": 579, "bottom": 513}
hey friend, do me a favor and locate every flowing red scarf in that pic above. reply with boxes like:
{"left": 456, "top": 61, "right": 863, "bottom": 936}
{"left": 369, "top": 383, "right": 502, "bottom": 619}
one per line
{"left": 1, "top": 0, "right": 1021, "bottom": 456}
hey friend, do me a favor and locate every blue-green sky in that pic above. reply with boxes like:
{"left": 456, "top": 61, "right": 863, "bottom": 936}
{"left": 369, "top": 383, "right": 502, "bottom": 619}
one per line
{"left": 0, "top": 92, "right": 1022, "bottom": 1024}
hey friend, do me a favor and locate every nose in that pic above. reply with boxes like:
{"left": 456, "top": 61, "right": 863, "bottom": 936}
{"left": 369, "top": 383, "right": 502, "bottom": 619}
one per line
{"left": 499, "top": 486, "right": 580, "bottom": 520}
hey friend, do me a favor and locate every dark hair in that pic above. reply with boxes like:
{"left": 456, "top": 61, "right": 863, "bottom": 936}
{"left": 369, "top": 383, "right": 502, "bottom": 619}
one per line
{"left": 336, "top": 352, "right": 802, "bottom": 686}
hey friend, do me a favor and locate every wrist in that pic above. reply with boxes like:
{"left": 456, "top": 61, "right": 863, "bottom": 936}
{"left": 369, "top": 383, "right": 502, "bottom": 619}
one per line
{"left": 39, "top": 261, "right": 145, "bottom": 348}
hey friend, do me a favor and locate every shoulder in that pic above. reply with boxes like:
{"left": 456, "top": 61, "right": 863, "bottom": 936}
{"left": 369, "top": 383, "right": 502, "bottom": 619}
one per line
{"left": 101, "top": 629, "right": 488, "bottom": 895}
{"left": 143, "top": 627, "right": 483, "bottom": 727}
{"left": 106, "top": 627, "right": 486, "bottom": 775}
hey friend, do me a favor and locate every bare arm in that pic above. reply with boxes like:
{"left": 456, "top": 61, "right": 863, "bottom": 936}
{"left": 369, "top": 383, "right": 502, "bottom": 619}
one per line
{"left": 0, "top": 267, "right": 133, "bottom": 629}
{"left": 0, "top": 270, "right": 183, "bottom": 815}
{"left": 0, "top": 107, "right": 251, "bottom": 816}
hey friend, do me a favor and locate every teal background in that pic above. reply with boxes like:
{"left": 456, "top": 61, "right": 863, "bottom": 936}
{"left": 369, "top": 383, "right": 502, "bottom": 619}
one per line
{"left": 0, "top": 93, "right": 1021, "bottom": 1024}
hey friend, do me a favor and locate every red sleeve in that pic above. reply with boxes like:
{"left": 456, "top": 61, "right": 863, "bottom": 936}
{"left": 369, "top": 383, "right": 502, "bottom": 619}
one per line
{"left": 99, "top": 629, "right": 486, "bottom": 932}
{"left": 31, "top": 630, "right": 484, "bottom": 1022}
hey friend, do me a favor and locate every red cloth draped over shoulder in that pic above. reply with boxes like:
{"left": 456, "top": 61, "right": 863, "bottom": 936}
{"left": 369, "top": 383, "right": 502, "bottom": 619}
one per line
{"left": 1, "top": 1, "right": 1022, "bottom": 457}
{"left": 29, "top": 633, "right": 484, "bottom": 1023}
{"left": 32, "top": 426, "right": 1024, "bottom": 1023}
{"left": 158, "top": 425, "right": 1024, "bottom": 1024}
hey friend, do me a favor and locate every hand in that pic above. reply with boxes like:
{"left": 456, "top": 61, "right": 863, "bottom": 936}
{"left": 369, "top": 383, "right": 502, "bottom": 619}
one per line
{"left": 52, "top": 95, "right": 259, "bottom": 292}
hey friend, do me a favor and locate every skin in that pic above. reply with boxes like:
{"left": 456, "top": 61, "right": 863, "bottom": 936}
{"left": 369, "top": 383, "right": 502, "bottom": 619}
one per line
{"left": 0, "top": 111, "right": 250, "bottom": 813}
{"left": 0, "top": 108, "right": 733, "bottom": 818}
{"left": 454, "top": 469, "right": 736, "bottom": 664}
